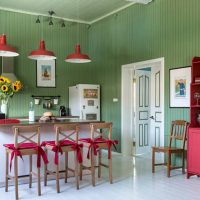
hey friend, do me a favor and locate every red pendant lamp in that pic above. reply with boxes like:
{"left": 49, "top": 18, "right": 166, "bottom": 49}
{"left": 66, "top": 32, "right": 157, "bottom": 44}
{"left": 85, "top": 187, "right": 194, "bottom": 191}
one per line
{"left": 65, "top": 44, "right": 91, "bottom": 63}
{"left": 28, "top": 40, "right": 56, "bottom": 60}
{"left": 0, "top": 34, "right": 19, "bottom": 57}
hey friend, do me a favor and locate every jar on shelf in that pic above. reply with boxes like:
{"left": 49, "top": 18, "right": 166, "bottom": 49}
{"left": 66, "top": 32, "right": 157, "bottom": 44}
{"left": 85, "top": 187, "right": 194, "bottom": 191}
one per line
{"left": 197, "top": 114, "right": 200, "bottom": 125}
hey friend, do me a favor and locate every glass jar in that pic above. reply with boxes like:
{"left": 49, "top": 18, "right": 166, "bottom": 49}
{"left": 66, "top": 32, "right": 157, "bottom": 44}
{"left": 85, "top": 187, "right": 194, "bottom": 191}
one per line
{"left": 197, "top": 114, "right": 200, "bottom": 125}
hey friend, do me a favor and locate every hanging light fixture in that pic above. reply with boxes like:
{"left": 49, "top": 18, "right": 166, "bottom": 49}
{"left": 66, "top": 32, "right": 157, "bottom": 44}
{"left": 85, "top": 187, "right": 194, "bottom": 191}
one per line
{"left": 65, "top": 44, "right": 91, "bottom": 63}
{"left": 65, "top": 0, "right": 91, "bottom": 63}
{"left": 28, "top": 15, "right": 56, "bottom": 60}
{"left": 28, "top": 40, "right": 56, "bottom": 60}
{"left": 0, "top": 34, "right": 19, "bottom": 57}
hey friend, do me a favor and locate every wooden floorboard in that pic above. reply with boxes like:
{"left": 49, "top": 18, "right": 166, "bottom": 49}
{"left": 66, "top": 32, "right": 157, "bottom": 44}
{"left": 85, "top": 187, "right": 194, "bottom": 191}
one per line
{"left": 0, "top": 152, "right": 200, "bottom": 200}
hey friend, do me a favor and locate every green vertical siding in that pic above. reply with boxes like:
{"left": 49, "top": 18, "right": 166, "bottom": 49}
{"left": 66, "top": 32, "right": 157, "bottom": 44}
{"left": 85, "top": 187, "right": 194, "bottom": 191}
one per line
{"left": 1, "top": 0, "right": 200, "bottom": 153}
{"left": 89, "top": 0, "right": 200, "bottom": 151}
{"left": 0, "top": 10, "right": 94, "bottom": 117}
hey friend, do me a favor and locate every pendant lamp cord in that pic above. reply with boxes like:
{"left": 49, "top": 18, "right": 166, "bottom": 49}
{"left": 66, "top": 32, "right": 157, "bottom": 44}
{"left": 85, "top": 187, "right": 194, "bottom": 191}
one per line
{"left": 77, "top": 0, "right": 79, "bottom": 44}
{"left": 41, "top": 16, "right": 44, "bottom": 40}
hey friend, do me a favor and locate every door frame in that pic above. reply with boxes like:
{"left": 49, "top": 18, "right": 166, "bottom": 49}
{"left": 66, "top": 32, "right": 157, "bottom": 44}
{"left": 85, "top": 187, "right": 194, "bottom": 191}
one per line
{"left": 121, "top": 57, "right": 165, "bottom": 156}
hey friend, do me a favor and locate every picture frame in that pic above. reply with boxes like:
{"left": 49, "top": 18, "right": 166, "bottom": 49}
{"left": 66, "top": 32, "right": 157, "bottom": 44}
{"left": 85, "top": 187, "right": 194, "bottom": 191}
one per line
{"left": 36, "top": 60, "right": 56, "bottom": 88}
{"left": 169, "top": 66, "right": 191, "bottom": 108}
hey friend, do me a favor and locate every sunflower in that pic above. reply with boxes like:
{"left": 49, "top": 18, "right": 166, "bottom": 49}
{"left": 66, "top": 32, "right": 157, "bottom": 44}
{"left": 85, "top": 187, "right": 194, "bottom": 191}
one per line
{"left": 12, "top": 83, "right": 20, "bottom": 92}
{"left": 4, "top": 78, "right": 11, "bottom": 83}
{"left": 1, "top": 85, "right": 8, "bottom": 92}
{"left": 0, "top": 76, "right": 6, "bottom": 83}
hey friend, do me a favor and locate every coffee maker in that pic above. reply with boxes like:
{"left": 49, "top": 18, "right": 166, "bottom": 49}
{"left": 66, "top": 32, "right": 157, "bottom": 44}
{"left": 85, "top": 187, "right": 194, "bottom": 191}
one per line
{"left": 59, "top": 106, "right": 66, "bottom": 116}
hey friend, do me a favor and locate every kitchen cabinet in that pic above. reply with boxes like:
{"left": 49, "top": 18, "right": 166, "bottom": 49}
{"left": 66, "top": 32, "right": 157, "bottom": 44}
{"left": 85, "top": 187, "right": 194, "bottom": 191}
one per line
{"left": 187, "top": 57, "right": 200, "bottom": 178}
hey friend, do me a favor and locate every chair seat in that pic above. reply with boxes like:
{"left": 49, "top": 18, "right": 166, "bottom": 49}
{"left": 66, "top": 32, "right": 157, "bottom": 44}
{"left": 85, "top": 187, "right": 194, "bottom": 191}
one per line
{"left": 41, "top": 140, "right": 76, "bottom": 147}
{"left": 152, "top": 146, "right": 183, "bottom": 152}
{"left": 3, "top": 142, "right": 37, "bottom": 150}
{"left": 79, "top": 138, "right": 108, "bottom": 144}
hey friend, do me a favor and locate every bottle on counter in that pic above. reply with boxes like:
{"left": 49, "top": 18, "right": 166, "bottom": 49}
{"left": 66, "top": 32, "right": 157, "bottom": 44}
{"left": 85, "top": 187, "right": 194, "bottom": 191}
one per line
{"left": 29, "top": 101, "right": 35, "bottom": 122}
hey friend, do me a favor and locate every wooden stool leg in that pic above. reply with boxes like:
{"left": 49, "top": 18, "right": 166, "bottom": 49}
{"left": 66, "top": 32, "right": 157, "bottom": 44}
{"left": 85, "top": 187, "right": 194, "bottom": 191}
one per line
{"left": 56, "top": 157, "right": 60, "bottom": 193}
{"left": 37, "top": 167, "right": 41, "bottom": 196}
{"left": 65, "top": 152, "right": 68, "bottom": 183}
{"left": 14, "top": 155, "right": 19, "bottom": 200}
{"left": 74, "top": 151, "right": 79, "bottom": 190}
{"left": 182, "top": 151, "right": 185, "bottom": 174}
{"left": 98, "top": 149, "right": 101, "bottom": 178}
{"left": 167, "top": 151, "right": 171, "bottom": 177}
{"left": 109, "top": 149, "right": 113, "bottom": 184}
{"left": 29, "top": 155, "right": 32, "bottom": 188}
{"left": 44, "top": 149, "right": 48, "bottom": 186}
{"left": 79, "top": 148, "right": 83, "bottom": 181}
{"left": 152, "top": 149, "right": 155, "bottom": 173}
{"left": 5, "top": 151, "right": 9, "bottom": 192}
{"left": 91, "top": 148, "right": 95, "bottom": 186}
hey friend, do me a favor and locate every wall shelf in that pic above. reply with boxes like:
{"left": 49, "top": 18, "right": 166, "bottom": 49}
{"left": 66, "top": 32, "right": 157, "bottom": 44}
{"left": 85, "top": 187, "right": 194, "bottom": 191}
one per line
{"left": 31, "top": 95, "right": 61, "bottom": 99}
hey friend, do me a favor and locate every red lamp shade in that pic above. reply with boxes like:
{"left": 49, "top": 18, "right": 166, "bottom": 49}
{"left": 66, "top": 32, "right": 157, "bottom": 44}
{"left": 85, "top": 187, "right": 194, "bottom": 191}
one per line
{"left": 65, "top": 44, "right": 91, "bottom": 63}
{"left": 0, "top": 34, "right": 19, "bottom": 57}
{"left": 28, "top": 40, "right": 56, "bottom": 60}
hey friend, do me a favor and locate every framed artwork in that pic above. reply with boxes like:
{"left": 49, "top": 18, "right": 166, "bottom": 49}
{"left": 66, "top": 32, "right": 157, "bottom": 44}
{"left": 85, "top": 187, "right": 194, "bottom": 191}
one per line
{"left": 83, "top": 89, "right": 98, "bottom": 98}
{"left": 169, "top": 66, "right": 191, "bottom": 108}
{"left": 36, "top": 60, "right": 56, "bottom": 88}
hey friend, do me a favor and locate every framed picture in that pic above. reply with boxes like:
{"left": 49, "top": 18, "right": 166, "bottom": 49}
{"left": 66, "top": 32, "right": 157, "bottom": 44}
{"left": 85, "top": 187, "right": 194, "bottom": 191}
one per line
{"left": 36, "top": 60, "right": 56, "bottom": 88}
{"left": 83, "top": 89, "right": 98, "bottom": 98}
{"left": 169, "top": 66, "right": 191, "bottom": 108}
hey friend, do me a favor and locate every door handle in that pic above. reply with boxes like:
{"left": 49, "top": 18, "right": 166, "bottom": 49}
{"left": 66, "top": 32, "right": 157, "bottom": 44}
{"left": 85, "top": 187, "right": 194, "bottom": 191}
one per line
{"left": 149, "top": 116, "right": 155, "bottom": 120}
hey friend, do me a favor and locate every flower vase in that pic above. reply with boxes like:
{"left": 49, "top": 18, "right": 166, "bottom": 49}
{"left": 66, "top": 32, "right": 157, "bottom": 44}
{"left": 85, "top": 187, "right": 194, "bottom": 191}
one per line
{"left": 1, "top": 101, "right": 8, "bottom": 117}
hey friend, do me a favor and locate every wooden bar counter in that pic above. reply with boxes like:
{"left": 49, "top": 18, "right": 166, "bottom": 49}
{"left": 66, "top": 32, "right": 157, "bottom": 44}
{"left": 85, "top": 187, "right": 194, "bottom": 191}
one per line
{"left": 0, "top": 117, "right": 98, "bottom": 186}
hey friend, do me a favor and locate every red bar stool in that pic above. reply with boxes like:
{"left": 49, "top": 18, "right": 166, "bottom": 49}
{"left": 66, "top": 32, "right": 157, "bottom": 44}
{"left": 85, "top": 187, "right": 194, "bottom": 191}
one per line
{"left": 79, "top": 122, "right": 118, "bottom": 186}
{"left": 42, "top": 124, "right": 82, "bottom": 193}
{"left": 3, "top": 125, "right": 48, "bottom": 200}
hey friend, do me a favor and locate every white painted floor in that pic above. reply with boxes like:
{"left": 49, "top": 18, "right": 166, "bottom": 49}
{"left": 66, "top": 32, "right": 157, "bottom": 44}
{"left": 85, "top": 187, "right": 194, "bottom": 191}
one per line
{"left": 1, "top": 152, "right": 200, "bottom": 200}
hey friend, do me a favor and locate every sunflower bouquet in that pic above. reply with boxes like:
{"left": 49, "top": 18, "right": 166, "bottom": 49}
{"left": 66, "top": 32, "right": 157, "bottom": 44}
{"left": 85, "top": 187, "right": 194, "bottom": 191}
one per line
{"left": 0, "top": 76, "right": 22, "bottom": 104}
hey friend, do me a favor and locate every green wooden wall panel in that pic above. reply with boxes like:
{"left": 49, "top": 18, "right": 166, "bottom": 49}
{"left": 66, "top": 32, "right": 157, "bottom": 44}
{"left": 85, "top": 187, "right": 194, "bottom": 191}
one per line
{"left": 89, "top": 0, "right": 200, "bottom": 151}
{"left": 0, "top": 10, "right": 94, "bottom": 118}
{"left": 1, "top": 0, "right": 200, "bottom": 153}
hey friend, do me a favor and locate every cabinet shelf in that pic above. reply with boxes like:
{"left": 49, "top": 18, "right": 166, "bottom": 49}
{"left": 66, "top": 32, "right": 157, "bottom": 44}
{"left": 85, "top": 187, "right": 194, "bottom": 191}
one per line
{"left": 191, "top": 82, "right": 200, "bottom": 86}
{"left": 191, "top": 105, "right": 200, "bottom": 108}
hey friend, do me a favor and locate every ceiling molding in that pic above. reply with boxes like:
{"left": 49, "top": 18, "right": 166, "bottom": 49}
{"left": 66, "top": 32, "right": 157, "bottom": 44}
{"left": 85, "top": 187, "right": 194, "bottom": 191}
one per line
{"left": 90, "top": 2, "right": 135, "bottom": 24}
{"left": 0, "top": 6, "right": 90, "bottom": 25}
{"left": 0, "top": 2, "right": 136, "bottom": 25}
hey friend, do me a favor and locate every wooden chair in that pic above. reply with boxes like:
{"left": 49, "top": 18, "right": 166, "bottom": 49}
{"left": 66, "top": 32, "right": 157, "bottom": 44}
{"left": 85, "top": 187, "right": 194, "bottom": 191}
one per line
{"left": 42, "top": 124, "right": 82, "bottom": 193}
{"left": 152, "top": 120, "right": 189, "bottom": 177}
{"left": 79, "top": 122, "right": 118, "bottom": 186}
{"left": 4, "top": 125, "right": 48, "bottom": 200}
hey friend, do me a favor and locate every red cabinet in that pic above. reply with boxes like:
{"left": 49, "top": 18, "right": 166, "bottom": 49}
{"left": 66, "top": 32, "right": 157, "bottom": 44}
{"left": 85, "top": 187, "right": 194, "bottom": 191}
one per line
{"left": 187, "top": 128, "right": 200, "bottom": 178}
{"left": 187, "top": 57, "right": 200, "bottom": 178}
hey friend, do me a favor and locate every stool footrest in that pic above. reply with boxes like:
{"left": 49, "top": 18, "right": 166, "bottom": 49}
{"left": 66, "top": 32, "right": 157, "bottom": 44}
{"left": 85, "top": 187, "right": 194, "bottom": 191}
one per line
{"left": 100, "top": 163, "right": 109, "bottom": 168}
{"left": 82, "top": 165, "right": 99, "bottom": 170}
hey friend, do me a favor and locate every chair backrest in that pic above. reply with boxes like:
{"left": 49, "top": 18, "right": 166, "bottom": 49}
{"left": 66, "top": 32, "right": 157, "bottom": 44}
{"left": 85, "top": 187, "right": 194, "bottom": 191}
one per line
{"left": 90, "top": 122, "right": 112, "bottom": 140}
{"left": 169, "top": 120, "right": 189, "bottom": 149}
{"left": 54, "top": 123, "right": 78, "bottom": 145}
{"left": 12, "top": 125, "right": 40, "bottom": 148}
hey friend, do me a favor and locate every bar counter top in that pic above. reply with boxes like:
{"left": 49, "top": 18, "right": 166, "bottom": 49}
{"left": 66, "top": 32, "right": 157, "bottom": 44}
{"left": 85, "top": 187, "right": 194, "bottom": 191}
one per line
{"left": 0, "top": 116, "right": 100, "bottom": 126}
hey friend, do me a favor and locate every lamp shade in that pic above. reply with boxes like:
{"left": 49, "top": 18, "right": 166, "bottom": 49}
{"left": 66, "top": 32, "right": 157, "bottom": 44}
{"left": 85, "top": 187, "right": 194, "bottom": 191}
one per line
{"left": 65, "top": 44, "right": 91, "bottom": 63}
{"left": 0, "top": 34, "right": 19, "bottom": 57}
{"left": 28, "top": 40, "right": 56, "bottom": 60}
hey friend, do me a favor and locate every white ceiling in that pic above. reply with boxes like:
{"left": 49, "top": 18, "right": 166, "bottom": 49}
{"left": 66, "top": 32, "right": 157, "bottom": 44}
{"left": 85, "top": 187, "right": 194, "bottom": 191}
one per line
{"left": 0, "top": 0, "right": 152, "bottom": 24}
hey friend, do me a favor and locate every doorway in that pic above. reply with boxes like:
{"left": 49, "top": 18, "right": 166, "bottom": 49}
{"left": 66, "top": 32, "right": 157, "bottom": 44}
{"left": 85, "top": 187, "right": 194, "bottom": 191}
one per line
{"left": 121, "top": 58, "right": 165, "bottom": 157}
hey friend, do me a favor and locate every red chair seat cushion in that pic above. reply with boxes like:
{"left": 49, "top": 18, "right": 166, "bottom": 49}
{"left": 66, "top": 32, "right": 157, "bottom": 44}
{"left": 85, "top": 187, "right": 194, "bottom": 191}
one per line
{"left": 41, "top": 139, "right": 75, "bottom": 147}
{"left": 3, "top": 143, "right": 48, "bottom": 171}
{"left": 3, "top": 142, "right": 37, "bottom": 149}
{"left": 41, "top": 140, "right": 82, "bottom": 165}
{"left": 79, "top": 138, "right": 107, "bottom": 144}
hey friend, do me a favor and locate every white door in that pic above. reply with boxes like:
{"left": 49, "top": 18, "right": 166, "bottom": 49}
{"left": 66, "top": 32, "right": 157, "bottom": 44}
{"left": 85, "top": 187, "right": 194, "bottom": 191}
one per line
{"left": 121, "top": 57, "right": 164, "bottom": 157}
{"left": 134, "top": 69, "right": 151, "bottom": 155}
{"left": 150, "top": 65, "right": 163, "bottom": 148}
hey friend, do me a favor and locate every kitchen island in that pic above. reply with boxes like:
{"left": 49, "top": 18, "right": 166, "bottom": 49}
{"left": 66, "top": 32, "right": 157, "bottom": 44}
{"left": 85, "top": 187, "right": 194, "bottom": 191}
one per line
{"left": 0, "top": 117, "right": 99, "bottom": 186}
